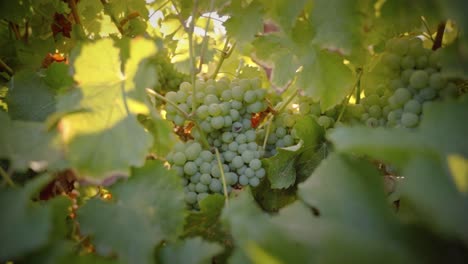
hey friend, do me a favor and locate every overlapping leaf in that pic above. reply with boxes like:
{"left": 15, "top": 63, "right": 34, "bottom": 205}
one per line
{"left": 78, "top": 160, "right": 186, "bottom": 264}
{"left": 55, "top": 38, "right": 157, "bottom": 178}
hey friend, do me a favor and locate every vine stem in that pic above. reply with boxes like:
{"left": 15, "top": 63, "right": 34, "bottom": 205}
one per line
{"left": 197, "top": 0, "right": 216, "bottom": 73}
{"left": 9, "top": 22, "right": 21, "bottom": 40}
{"left": 274, "top": 88, "right": 298, "bottom": 113}
{"left": 211, "top": 38, "right": 235, "bottom": 79}
{"left": 432, "top": 21, "right": 446, "bottom": 51}
{"left": 215, "top": 148, "right": 229, "bottom": 207}
{"left": 146, "top": 88, "right": 190, "bottom": 119}
{"left": 336, "top": 68, "right": 363, "bottom": 123}
{"left": 0, "top": 166, "right": 15, "bottom": 187}
{"left": 0, "top": 58, "right": 14, "bottom": 75}
{"left": 187, "top": 0, "right": 198, "bottom": 116}
{"left": 100, "top": 0, "right": 124, "bottom": 35}
{"left": 68, "top": 0, "right": 82, "bottom": 25}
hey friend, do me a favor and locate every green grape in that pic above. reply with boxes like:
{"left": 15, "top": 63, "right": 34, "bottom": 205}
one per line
{"left": 190, "top": 173, "right": 201, "bottom": 184}
{"left": 429, "top": 73, "right": 446, "bottom": 90}
{"left": 241, "top": 150, "right": 255, "bottom": 163}
{"left": 249, "top": 177, "right": 260, "bottom": 187}
{"left": 244, "top": 168, "right": 255, "bottom": 178}
{"left": 221, "top": 89, "right": 232, "bottom": 101}
{"left": 366, "top": 117, "right": 380, "bottom": 127}
{"left": 204, "top": 94, "right": 219, "bottom": 105}
{"left": 200, "top": 150, "right": 213, "bottom": 162}
{"left": 401, "top": 112, "right": 419, "bottom": 127}
{"left": 244, "top": 130, "right": 256, "bottom": 142}
{"left": 208, "top": 104, "right": 222, "bottom": 116}
{"left": 200, "top": 162, "right": 211, "bottom": 174}
{"left": 381, "top": 52, "right": 401, "bottom": 70}
{"left": 404, "top": 100, "right": 421, "bottom": 114}
{"left": 275, "top": 127, "right": 287, "bottom": 138}
{"left": 238, "top": 143, "right": 248, "bottom": 153}
{"left": 283, "top": 135, "right": 294, "bottom": 146}
{"left": 243, "top": 90, "right": 257, "bottom": 103}
{"left": 210, "top": 179, "right": 222, "bottom": 192}
{"left": 232, "top": 156, "right": 244, "bottom": 169}
{"left": 391, "top": 38, "right": 409, "bottom": 56}
{"left": 368, "top": 105, "right": 382, "bottom": 118}
{"left": 394, "top": 88, "right": 412, "bottom": 104}
{"left": 228, "top": 141, "right": 239, "bottom": 152}
{"left": 222, "top": 132, "right": 234, "bottom": 143}
{"left": 255, "top": 168, "right": 266, "bottom": 178}
{"left": 195, "top": 182, "right": 208, "bottom": 193}
{"left": 223, "top": 151, "right": 236, "bottom": 162}
{"left": 409, "top": 70, "right": 429, "bottom": 89}
{"left": 400, "top": 56, "right": 415, "bottom": 69}
{"left": 236, "top": 134, "right": 247, "bottom": 144}
{"left": 318, "top": 115, "right": 333, "bottom": 129}
{"left": 232, "top": 86, "right": 245, "bottom": 100}
{"left": 363, "top": 94, "right": 380, "bottom": 107}
{"left": 185, "top": 142, "right": 202, "bottom": 161}
{"left": 200, "top": 174, "right": 211, "bottom": 185}
{"left": 226, "top": 172, "right": 238, "bottom": 185}
{"left": 184, "top": 162, "right": 198, "bottom": 176}
{"left": 231, "top": 100, "right": 243, "bottom": 110}
{"left": 185, "top": 192, "right": 197, "bottom": 204}
{"left": 249, "top": 159, "right": 262, "bottom": 170}
{"left": 419, "top": 87, "right": 437, "bottom": 101}
{"left": 416, "top": 55, "right": 428, "bottom": 69}
{"left": 211, "top": 116, "right": 225, "bottom": 129}
{"left": 299, "top": 102, "right": 311, "bottom": 114}
{"left": 239, "top": 175, "right": 249, "bottom": 186}
{"left": 173, "top": 152, "right": 187, "bottom": 166}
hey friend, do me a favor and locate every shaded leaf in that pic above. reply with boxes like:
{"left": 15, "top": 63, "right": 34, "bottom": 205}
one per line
{"left": 160, "top": 237, "right": 223, "bottom": 264}
{"left": 77, "top": 160, "right": 185, "bottom": 264}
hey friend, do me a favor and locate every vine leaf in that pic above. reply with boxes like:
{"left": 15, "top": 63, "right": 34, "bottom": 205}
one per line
{"left": 223, "top": 0, "right": 264, "bottom": 43}
{"left": 160, "top": 237, "right": 223, "bottom": 264}
{"left": 6, "top": 70, "right": 56, "bottom": 121}
{"left": 0, "top": 176, "right": 52, "bottom": 262}
{"left": 260, "top": 0, "right": 307, "bottom": 32}
{"left": 310, "top": 0, "right": 365, "bottom": 62}
{"left": 0, "top": 112, "right": 63, "bottom": 171}
{"left": 264, "top": 143, "right": 301, "bottom": 189}
{"left": 297, "top": 47, "right": 354, "bottom": 111}
{"left": 56, "top": 38, "right": 157, "bottom": 178}
{"left": 77, "top": 160, "right": 186, "bottom": 264}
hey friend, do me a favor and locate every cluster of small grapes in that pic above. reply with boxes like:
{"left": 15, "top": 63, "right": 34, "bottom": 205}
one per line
{"left": 165, "top": 78, "right": 270, "bottom": 208}
{"left": 257, "top": 111, "right": 299, "bottom": 157}
{"left": 149, "top": 53, "right": 189, "bottom": 94}
{"left": 298, "top": 98, "right": 341, "bottom": 129}
{"left": 358, "top": 37, "right": 458, "bottom": 128}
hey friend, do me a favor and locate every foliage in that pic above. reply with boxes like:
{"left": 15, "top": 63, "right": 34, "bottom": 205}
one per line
{"left": 0, "top": 0, "right": 467, "bottom": 263}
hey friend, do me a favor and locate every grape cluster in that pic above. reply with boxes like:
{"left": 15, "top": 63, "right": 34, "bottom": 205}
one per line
{"left": 257, "top": 111, "right": 299, "bottom": 157}
{"left": 149, "top": 53, "right": 189, "bottom": 94}
{"left": 165, "top": 78, "right": 272, "bottom": 208}
{"left": 359, "top": 37, "right": 458, "bottom": 128}
{"left": 298, "top": 98, "right": 341, "bottom": 129}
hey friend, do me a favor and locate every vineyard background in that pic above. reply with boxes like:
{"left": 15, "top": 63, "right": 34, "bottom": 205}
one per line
{"left": 0, "top": 0, "right": 468, "bottom": 264}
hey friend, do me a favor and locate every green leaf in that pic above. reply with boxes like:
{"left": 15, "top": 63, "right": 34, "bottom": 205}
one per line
{"left": 298, "top": 48, "right": 354, "bottom": 111}
{"left": 328, "top": 126, "right": 433, "bottom": 168}
{"left": 264, "top": 143, "right": 301, "bottom": 189}
{"left": 223, "top": 0, "right": 264, "bottom": 43}
{"left": 222, "top": 190, "right": 310, "bottom": 264}
{"left": 160, "top": 237, "right": 223, "bottom": 264}
{"left": 183, "top": 194, "right": 229, "bottom": 243}
{"left": 400, "top": 156, "right": 468, "bottom": 245}
{"left": 7, "top": 70, "right": 56, "bottom": 121}
{"left": 56, "top": 39, "right": 155, "bottom": 178}
{"left": 310, "top": 0, "right": 363, "bottom": 59}
{"left": 251, "top": 178, "right": 297, "bottom": 212}
{"left": 298, "top": 153, "right": 393, "bottom": 224}
{"left": 0, "top": 112, "right": 63, "bottom": 171}
{"left": 419, "top": 100, "right": 468, "bottom": 157}
{"left": 297, "top": 153, "right": 417, "bottom": 263}
{"left": 44, "top": 63, "right": 74, "bottom": 92}
{"left": 77, "top": 160, "right": 185, "bottom": 264}
{"left": 260, "top": 0, "right": 307, "bottom": 31}
{"left": 0, "top": 175, "right": 52, "bottom": 262}
{"left": 270, "top": 51, "right": 298, "bottom": 87}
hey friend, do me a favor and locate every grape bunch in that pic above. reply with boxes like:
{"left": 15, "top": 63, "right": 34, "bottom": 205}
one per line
{"left": 149, "top": 53, "right": 189, "bottom": 94}
{"left": 165, "top": 78, "right": 273, "bottom": 208}
{"left": 298, "top": 98, "right": 341, "bottom": 129}
{"left": 358, "top": 37, "right": 459, "bottom": 128}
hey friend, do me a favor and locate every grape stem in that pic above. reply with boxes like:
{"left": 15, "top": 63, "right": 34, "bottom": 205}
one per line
{"left": 336, "top": 68, "right": 362, "bottom": 123}
{"left": 0, "top": 166, "right": 15, "bottom": 187}
{"left": 432, "top": 21, "right": 446, "bottom": 51}
{"left": 215, "top": 147, "right": 229, "bottom": 207}
{"left": 262, "top": 115, "right": 273, "bottom": 150}
{"left": 275, "top": 88, "right": 298, "bottom": 113}
{"left": 9, "top": 22, "right": 21, "bottom": 40}
{"left": 68, "top": 0, "right": 82, "bottom": 25}
{"left": 211, "top": 38, "right": 236, "bottom": 79}
{"left": 146, "top": 88, "right": 190, "bottom": 119}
